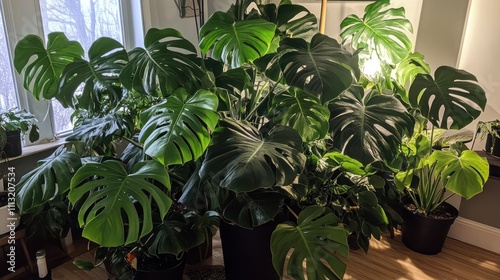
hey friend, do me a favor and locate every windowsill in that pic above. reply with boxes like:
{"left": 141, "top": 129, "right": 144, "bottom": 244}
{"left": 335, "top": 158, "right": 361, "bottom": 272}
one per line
{"left": 1, "top": 138, "right": 66, "bottom": 163}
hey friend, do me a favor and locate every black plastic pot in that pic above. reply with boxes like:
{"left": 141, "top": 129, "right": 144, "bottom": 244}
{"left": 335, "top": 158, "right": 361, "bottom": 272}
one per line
{"left": 485, "top": 134, "right": 500, "bottom": 157}
{"left": 402, "top": 202, "right": 458, "bottom": 255}
{"left": 3, "top": 130, "right": 22, "bottom": 158}
{"left": 220, "top": 219, "right": 282, "bottom": 280}
{"left": 133, "top": 255, "right": 186, "bottom": 280}
{"left": 186, "top": 236, "right": 213, "bottom": 265}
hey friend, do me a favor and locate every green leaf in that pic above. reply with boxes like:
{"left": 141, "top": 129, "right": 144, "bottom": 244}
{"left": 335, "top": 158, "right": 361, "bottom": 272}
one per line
{"left": 199, "top": 119, "right": 306, "bottom": 193}
{"left": 58, "top": 37, "right": 128, "bottom": 110}
{"left": 223, "top": 190, "right": 284, "bottom": 229}
{"left": 68, "top": 160, "right": 172, "bottom": 247}
{"left": 276, "top": 3, "right": 318, "bottom": 40}
{"left": 340, "top": 0, "right": 413, "bottom": 65}
{"left": 28, "top": 124, "right": 40, "bottom": 143}
{"left": 16, "top": 147, "right": 82, "bottom": 214}
{"left": 271, "top": 206, "right": 348, "bottom": 280}
{"left": 120, "top": 28, "right": 203, "bottom": 96}
{"left": 429, "top": 150, "right": 489, "bottom": 199}
{"left": 14, "top": 32, "right": 84, "bottom": 100}
{"left": 146, "top": 212, "right": 205, "bottom": 256}
{"left": 271, "top": 87, "right": 330, "bottom": 142}
{"left": 139, "top": 88, "right": 219, "bottom": 166}
{"left": 73, "top": 260, "right": 96, "bottom": 271}
{"left": 409, "top": 66, "right": 487, "bottom": 130}
{"left": 329, "top": 87, "right": 414, "bottom": 164}
{"left": 323, "top": 152, "right": 368, "bottom": 176}
{"left": 199, "top": 12, "right": 276, "bottom": 68}
{"left": 279, "top": 34, "right": 358, "bottom": 103}
{"left": 393, "top": 52, "right": 431, "bottom": 103}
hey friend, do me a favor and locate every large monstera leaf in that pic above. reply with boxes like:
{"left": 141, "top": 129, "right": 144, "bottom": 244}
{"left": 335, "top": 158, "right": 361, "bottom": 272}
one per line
{"left": 139, "top": 88, "right": 219, "bottom": 166}
{"left": 279, "top": 34, "right": 359, "bottom": 103}
{"left": 16, "top": 147, "right": 82, "bottom": 214}
{"left": 58, "top": 37, "right": 128, "bottom": 110}
{"left": 271, "top": 87, "right": 330, "bottom": 142}
{"left": 199, "top": 119, "right": 306, "bottom": 193}
{"left": 199, "top": 11, "right": 276, "bottom": 68}
{"left": 69, "top": 160, "right": 171, "bottom": 247}
{"left": 67, "top": 113, "right": 134, "bottom": 150}
{"left": 340, "top": 0, "right": 413, "bottom": 65}
{"left": 271, "top": 206, "right": 349, "bottom": 280}
{"left": 409, "top": 66, "right": 487, "bottom": 130}
{"left": 276, "top": 2, "right": 318, "bottom": 40}
{"left": 330, "top": 87, "right": 414, "bottom": 165}
{"left": 120, "top": 28, "right": 204, "bottom": 96}
{"left": 430, "top": 149, "right": 489, "bottom": 200}
{"left": 14, "top": 32, "right": 83, "bottom": 100}
{"left": 223, "top": 190, "right": 284, "bottom": 229}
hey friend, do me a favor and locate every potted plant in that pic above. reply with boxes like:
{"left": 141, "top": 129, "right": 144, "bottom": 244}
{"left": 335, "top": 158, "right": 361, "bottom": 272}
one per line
{"left": 13, "top": 27, "right": 219, "bottom": 279}
{"left": 0, "top": 108, "right": 39, "bottom": 158}
{"left": 475, "top": 120, "right": 500, "bottom": 156}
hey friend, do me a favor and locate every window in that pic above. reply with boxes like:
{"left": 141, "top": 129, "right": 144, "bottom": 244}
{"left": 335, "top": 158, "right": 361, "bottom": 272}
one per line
{"left": 39, "top": 0, "right": 125, "bottom": 134}
{"left": 0, "top": 9, "right": 19, "bottom": 111}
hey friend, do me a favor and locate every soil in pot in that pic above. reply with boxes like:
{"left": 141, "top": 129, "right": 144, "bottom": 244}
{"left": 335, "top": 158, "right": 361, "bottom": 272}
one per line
{"left": 131, "top": 253, "right": 185, "bottom": 280}
{"left": 485, "top": 133, "right": 500, "bottom": 157}
{"left": 401, "top": 202, "right": 458, "bottom": 255}
{"left": 3, "top": 130, "right": 22, "bottom": 158}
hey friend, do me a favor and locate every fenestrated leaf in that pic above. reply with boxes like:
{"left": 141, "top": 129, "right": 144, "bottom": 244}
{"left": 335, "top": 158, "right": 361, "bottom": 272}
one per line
{"left": 279, "top": 34, "right": 359, "bottom": 103}
{"left": 68, "top": 160, "right": 171, "bottom": 247}
{"left": 139, "top": 88, "right": 219, "bottom": 166}
{"left": 271, "top": 87, "right": 330, "bottom": 142}
{"left": 409, "top": 66, "right": 487, "bottom": 130}
{"left": 120, "top": 28, "right": 204, "bottom": 96}
{"left": 276, "top": 2, "right": 317, "bottom": 40}
{"left": 67, "top": 114, "right": 134, "bottom": 150}
{"left": 271, "top": 206, "right": 349, "bottom": 280}
{"left": 16, "top": 147, "right": 82, "bottom": 214}
{"left": 199, "top": 119, "right": 306, "bottom": 193}
{"left": 14, "top": 32, "right": 83, "bottom": 100}
{"left": 57, "top": 37, "right": 128, "bottom": 110}
{"left": 223, "top": 190, "right": 284, "bottom": 229}
{"left": 329, "top": 86, "right": 414, "bottom": 165}
{"left": 199, "top": 11, "right": 276, "bottom": 68}
{"left": 393, "top": 52, "right": 430, "bottom": 103}
{"left": 430, "top": 149, "right": 489, "bottom": 199}
{"left": 340, "top": 0, "right": 413, "bottom": 65}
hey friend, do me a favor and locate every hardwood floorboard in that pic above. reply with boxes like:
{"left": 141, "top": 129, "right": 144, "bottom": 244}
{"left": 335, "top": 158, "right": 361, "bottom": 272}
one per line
{"left": 50, "top": 231, "right": 500, "bottom": 280}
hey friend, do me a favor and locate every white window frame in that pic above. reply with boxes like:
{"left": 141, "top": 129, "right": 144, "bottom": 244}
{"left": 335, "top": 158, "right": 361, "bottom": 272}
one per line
{"left": 0, "top": 0, "right": 144, "bottom": 144}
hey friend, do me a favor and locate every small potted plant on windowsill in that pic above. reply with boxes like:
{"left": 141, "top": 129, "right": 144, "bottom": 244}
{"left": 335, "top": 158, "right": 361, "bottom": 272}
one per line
{"left": 475, "top": 119, "right": 500, "bottom": 157}
{"left": 0, "top": 108, "right": 39, "bottom": 158}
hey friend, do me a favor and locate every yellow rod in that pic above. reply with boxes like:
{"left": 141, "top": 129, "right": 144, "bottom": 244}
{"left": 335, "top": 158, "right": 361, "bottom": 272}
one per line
{"left": 319, "top": 0, "right": 327, "bottom": 34}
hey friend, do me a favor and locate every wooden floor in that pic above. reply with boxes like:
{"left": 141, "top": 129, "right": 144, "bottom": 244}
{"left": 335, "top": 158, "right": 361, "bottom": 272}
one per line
{"left": 51, "top": 231, "right": 500, "bottom": 280}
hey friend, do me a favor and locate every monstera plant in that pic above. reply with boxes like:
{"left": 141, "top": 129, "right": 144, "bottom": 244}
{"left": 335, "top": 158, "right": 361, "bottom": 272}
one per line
{"left": 13, "top": 27, "right": 219, "bottom": 277}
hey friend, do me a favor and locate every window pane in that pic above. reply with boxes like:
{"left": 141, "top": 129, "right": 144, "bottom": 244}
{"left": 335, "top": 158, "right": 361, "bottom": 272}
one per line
{"left": 0, "top": 9, "right": 19, "bottom": 111}
{"left": 39, "top": 0, "right": 124, "bottom": 134}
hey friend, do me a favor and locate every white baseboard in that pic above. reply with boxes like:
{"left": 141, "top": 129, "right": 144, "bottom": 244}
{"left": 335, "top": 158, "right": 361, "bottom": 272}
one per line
{"left": 448, "top": 217, "right": 500, "bottom": 254}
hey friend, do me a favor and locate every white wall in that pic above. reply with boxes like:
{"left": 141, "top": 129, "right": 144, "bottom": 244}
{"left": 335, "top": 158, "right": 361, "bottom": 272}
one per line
{"left": 459, "top": 0, "right": 500, "bottom": 134}
{"left": 141, "top": 0, "right": 201, "bottom": 47}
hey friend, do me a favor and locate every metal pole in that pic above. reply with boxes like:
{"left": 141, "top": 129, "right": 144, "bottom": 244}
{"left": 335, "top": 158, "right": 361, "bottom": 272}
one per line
{"left": 319, "top": 0, "right": 327, "bottom": 34}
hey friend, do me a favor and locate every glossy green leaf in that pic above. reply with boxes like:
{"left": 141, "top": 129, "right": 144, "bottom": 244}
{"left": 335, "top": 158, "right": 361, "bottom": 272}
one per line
{"left": 271, "top": 87, "right": 330, "bottom": 142}
{"left": 223, "top": 190, "right": 284, "bottom": 229}
{"left": 429, "top": 150, "right": 489, "bottom": 199}
{"left": 58, "top": 37, "right": 128, "bottom": 110}
{"left": 271, "top": 206, "right": 348, "bottom": 280}
{"left": 340, "top": 0, "right": 413, "bottom": 65}
{"left": 139, "top": 88, "right": 219, "bottom": 166}
{"left": 276, "top": 2, "right": 318, "bottom": 40}
{"left": 16, "top": 147, "right": 82, "bottom": 214}
{"left": 279, "top": 34, "right": 358, "bottom": 103}
{"left": 199, "top": 119, "right": 306, "bottom": 193}
{"left": 120, "top": 28, "right": 203, "bottom": 96}
{"left": 393, "top": 52, "right": 430, "bottom": 103}
{"left": 69, "top": 160, "right": 171, "bottom": 247}
{"left": 199, "top": 11, "right": 276, "bottom": 68}
{"left": 14, "top": 32, "right": 83, "bottom": 100}
{"left": 409, "top": 66, "right": 487, "bottom": 130}
{"left": 329, "top": 86, "right": 414, "bottom": 164}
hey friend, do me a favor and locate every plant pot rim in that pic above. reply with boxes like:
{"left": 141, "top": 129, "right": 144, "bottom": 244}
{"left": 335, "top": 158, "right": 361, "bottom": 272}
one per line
{"left": 401, "top": 199, "right": 459, "bottom": 221}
